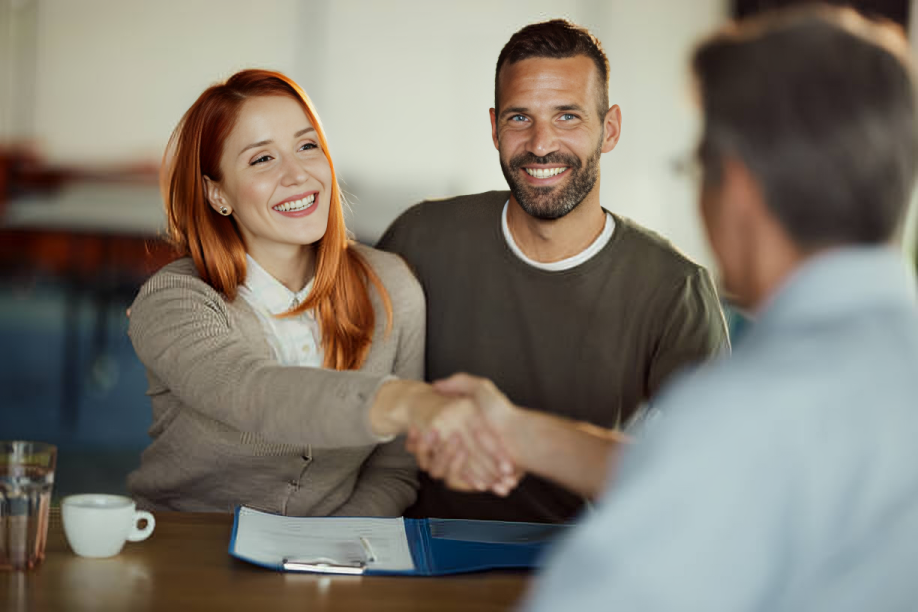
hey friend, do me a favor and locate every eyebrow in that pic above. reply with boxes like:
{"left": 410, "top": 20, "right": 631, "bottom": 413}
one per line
{"left": 499, "top": 104, "right": 588, "bottom": 119}
{"left": 237, "top": 127, "right": 316, "bottom": 156}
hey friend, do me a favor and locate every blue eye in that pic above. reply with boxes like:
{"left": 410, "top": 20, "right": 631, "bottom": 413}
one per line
{"left": 560, "top": 113, "right": 577, "bottom": 121}
{"left": 509, "top": 114, "right": 527, "bottom": 122}
{"left": 250, "top": 155, "right": 272, "bottom": 165}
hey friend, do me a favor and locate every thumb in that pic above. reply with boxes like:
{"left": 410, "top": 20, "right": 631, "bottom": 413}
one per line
{"left": 432, "top": 372, "right": 483, "bottom": 396}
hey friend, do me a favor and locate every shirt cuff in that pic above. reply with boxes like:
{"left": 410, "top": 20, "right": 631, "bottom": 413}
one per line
{"left": 362, "top": 374, "right": 398, "bottom": 443}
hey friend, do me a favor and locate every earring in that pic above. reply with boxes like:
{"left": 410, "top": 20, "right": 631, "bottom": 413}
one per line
{"left": 220, "top": 206, "right": 230, "bottom": 216}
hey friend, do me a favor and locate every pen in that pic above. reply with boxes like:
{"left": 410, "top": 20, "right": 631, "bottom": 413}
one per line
{"left": 359, "top": 536, "right": 377, "bottom": 563}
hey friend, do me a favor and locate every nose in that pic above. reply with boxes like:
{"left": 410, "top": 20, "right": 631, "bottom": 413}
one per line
{"left": 280, "top": 154, "right": 308, "bottom": 186}
{"left": 527, "top": 120, "right": 559, "bottom": 157}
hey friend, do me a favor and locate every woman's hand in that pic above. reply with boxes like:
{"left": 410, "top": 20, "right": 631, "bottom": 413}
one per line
{"left": 405, "top": 373, "right": 525, "bottom": 496}
{"left": 406, "top": 426, "right": 522, "bottom": 496}
{"left": 369, "top": 379, "right": 512, "bottom": 490}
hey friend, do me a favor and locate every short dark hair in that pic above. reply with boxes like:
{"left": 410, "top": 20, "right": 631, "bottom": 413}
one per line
{"left": 495, "top": 19, "right": 610, "bottom": 115}
{"left": 693, "top": 6, "right": 918, "bottom": 247}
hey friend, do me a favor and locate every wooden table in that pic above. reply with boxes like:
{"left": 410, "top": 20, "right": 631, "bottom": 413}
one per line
{"left": 1, "top": 509, "right": 532, "bottom": 611}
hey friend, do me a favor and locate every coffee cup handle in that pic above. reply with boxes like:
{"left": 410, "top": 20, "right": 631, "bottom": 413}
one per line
{"left": 127, "top": 510, "right": 155, "bottom": 542}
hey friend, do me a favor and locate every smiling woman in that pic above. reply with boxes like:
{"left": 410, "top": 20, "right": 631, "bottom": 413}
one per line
{"left": 202, "top": 97, "right": 333, "bottom": 290}
{"left": 161, "top": 71, "right": 378, "bottom": 370}
{"left": 124, "top": 69, "right": 471, "bottom": 517}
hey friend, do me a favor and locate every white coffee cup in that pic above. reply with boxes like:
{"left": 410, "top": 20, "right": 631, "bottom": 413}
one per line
{"left": 61, "top": 494, "right": 155, "bottom": 558}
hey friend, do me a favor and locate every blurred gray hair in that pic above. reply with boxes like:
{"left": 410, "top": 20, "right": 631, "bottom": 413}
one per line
{"left": 692, "top": 5, "right": 918, "bottom": 247}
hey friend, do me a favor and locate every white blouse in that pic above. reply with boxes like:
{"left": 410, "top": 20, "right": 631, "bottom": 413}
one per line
{"left": 237, "top": 255, "right": 324, "bottom": 368}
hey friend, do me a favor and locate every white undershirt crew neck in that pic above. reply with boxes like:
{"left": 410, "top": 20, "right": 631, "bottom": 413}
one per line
{"left": 501, "top": 200, "right": 615, "bottom": 271}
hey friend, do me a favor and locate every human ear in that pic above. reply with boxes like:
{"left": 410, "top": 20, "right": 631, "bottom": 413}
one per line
{"left": 601, "top": 105, "right": 622, "bottom": 153}
{"left": 203, "top": 175, "right": 231, "bottom": 216}
{"left": 720, "top": 156, "right": 763, "bottom": 220}
{"left": 489, "top": 108, "right": 499, "bottom": 151}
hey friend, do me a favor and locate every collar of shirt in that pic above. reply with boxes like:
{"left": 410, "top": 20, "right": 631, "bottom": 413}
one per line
{"left": 752, "top": 246, "right": 916, "bottom": 335}
{"left": 240, "top": 254, "right": 314, "bottom": 315}
{"left": 501, "top": 200, "right": 616, "bottom": 272}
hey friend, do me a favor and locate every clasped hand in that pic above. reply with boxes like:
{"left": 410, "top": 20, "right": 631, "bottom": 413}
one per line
{"left": 404, "top": 374, "right": 523, "bottom": 497}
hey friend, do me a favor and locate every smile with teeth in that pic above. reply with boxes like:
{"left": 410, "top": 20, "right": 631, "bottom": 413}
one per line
{"left": 273, "top": 194, "right": 316, "bottom": 212}
{"left": 525, "top": 167, "right": 567, "bottom": 179}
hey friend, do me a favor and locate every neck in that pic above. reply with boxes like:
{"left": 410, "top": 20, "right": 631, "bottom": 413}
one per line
{"left": 248, "top": 244, "right": 316, "bottom": 293}
{"left": 744, "top": 225, "right": 809, "bottom": 314}
{"left": 506, "top": 191, "right": 606, "bottom": 263}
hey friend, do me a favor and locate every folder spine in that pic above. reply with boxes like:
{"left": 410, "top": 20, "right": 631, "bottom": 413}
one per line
{"left": 403, "top": 519, "right": 432, "bottom": 575}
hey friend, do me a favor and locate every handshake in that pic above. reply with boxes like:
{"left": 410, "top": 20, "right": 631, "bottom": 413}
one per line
{"left": 373, "top": 374, "right": 527, "bottom": 497}
{"left": 373, "top": 374, "right": 627, "bottom": 500}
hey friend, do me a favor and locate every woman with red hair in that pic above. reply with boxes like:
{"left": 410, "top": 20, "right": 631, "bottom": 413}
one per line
{"left": 125, "top": 69, "right": 475, "bottom": 516}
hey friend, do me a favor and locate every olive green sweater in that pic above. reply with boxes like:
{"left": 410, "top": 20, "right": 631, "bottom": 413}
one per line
{"left": 378, "top": 191, "right": 729, "bottom": 522}
{"left": 126, "top": 243, "right": 424, "bottom": 517}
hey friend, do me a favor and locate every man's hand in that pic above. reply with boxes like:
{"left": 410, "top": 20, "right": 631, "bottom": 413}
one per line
{"left": 371, "top": 379, "right": 511, "bottom": 491}
{"left": 405, "top": 424, "right": 522, "bottom": 495}
{"left": 407, "top": 373, "right": 524, "bottom": 496}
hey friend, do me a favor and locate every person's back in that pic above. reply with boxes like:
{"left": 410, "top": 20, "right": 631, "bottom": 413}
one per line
{"left": 523, "top": 6, "right": 918, "bottom": 610}
{"left": 752, "top": 252, "right": 918, "bottom": 611}
{"left": 528, "top": 246, "right": 918, "bottom": 611}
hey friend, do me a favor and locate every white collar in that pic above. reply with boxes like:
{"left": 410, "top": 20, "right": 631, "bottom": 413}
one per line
{"left": 501, "top": 200, "right": 616, "bottom": 272}
{"left": 241, "top": 254, "right": 313, "bottom": 315}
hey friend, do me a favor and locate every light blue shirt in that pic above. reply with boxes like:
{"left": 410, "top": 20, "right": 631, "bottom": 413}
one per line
{"left": 524, "top": 247, "right": 918, "bottom": 612}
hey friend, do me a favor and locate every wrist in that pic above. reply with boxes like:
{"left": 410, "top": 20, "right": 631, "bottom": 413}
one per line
{"left": 369, "top": 379, "right": 416, "bottom": 437}
{"left": 492, "top": 403, "right": 529, "bottom": 467}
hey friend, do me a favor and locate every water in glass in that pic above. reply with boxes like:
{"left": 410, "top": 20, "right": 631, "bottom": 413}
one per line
{"left": 1, "top": 442, "right": 55, "bottom": 571}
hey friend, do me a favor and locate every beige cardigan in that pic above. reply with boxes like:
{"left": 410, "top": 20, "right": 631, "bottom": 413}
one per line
{"left": 126, "top": 243, "right": 425, "bottom": 516}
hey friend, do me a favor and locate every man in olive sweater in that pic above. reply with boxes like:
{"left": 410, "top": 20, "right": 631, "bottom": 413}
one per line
{"left": 378, "top": 20, "right": 728, "bottom": 523}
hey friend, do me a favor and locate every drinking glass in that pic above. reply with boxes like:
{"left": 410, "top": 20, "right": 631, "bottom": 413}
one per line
{"left": 0, "top": 441, "right": 57, "bottom": 570}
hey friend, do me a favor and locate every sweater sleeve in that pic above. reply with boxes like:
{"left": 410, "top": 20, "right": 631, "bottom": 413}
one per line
{"left": 128, "top": 269, "right": 387, "bottom": 449}
{"left": 331, "top": 253, "right": 426, "bottom": 516}
{"left": 646, "top": 266, "right": 730, "bottom": 400}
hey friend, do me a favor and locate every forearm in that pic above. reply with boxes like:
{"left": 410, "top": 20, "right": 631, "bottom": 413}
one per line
{"left": 509, "top": 409, "right": 629, "bottom": 499}
{"left": 130, "top": 278, "right": 388, "bottom": 448}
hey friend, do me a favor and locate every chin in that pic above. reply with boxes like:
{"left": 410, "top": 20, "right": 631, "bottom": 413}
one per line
{"left": 298, "top": 231, "right": 327, "bottom": 246}
{"left": 297, "top": 219, "right": 330, "bottom": 246}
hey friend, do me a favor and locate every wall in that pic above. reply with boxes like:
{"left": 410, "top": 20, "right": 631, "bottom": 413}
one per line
{"left": 30, "top": 0, "right": 301, "bottom": 163}
{"left": 9, "top": 0, "right": 749, "bottom": 270}
{"left": 0, "top": 0, "right": 39, "bottom": 142}
{"left": 292, "top": 0, "right": 725, "bottom": 266}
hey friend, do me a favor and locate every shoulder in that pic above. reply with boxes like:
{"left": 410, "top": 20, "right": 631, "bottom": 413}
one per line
{"left": 611, "top": 216, "right": 721, "bottom": 313}
{"left": 350, "top": 242, "right": 424, "bottom": 314}
{"left": 128, "top": 257, "right": 238, "bottom": 349}
{"left": 633, "top": 357, "right": 774, "bottom": 468}
{"left": 399, "top": 190, "right": 510, "bottom": 224}
{"left": 132, "top": 257, "right": 228, "bottom": 314}
{"left": 612, "top": 214, "right": 708, "bottom": 281}
{"left": 378, "top": 191, "right": 509, "bottom": 242}
{"left": 139, "top": 256, "right": 203, "bottom": 289}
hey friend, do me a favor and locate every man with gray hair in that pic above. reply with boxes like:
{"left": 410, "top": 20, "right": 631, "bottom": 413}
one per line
{"left": 521, "top": 6, "right": 918, "bottom": 609}
{"left": 436, "top": 6, "right": 918, "bottom": 610}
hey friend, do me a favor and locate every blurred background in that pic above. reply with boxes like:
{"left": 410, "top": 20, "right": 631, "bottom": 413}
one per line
{"left": 0, "top": 0, "right": 915, "bottom": 498}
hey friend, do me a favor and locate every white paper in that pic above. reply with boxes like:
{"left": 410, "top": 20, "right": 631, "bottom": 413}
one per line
{"left": 232, "top": 507, "right": 416, "bottom": 572}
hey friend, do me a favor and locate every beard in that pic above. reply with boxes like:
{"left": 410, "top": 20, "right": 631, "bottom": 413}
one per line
{"left": 499, "top": 138, "right": 603, "bottom": 221}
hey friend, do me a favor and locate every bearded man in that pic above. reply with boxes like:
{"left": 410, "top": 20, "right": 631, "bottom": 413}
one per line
{"left": 378, "top": 19, "right": 728, "bottom": 523}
